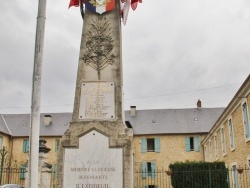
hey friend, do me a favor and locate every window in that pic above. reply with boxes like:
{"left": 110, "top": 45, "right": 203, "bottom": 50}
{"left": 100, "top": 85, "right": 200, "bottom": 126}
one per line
{"left": 142, "top": 161, "right": 156, "bottom": 178}
{"left": 147, "top": 162, "right": 152, "bottom": 173}
{"left": 20, "top": 164, "right": 26, "bottom": 179}
{"left": 144, "top": 186, "right": 158, "bottom": 188}
{"left": 204, "top": 145, "right": 207, "bottom": 161}
{"left": 141, "top": 138, "right": 160, "bottom": 153}
{"left": 232, "top": 165, "right": 239, "bottom": 188}
{"left": 55, "top": 139, "right": 60, "bottom": 152}
{"left": 185, "top": 136, "right": 200, "bottom": 152}
{"left": 0, "top": 136, "right": 2, "bottom": 149}
{"left": 209, "top": 141, "right": 212, "bottom": 161}
{"left": 242, "top": 102, "right": 250, "bottom": 139}
{"left": 229, "top": 119, "right": 235, "bottom": 150}
{"left": 190, "top": 137, "right": 194, "bottom": 150}
{"left": 147, "top": 139, "right": 155, "bottom": 151}
{"left": 23, "top": 139, "right": 29, "bottom": 153}
{"left": 214, "top": 135, "right": 218, "bottom": 159}
{"left": 221, "top": 127, "right": 226, "bottom": 155}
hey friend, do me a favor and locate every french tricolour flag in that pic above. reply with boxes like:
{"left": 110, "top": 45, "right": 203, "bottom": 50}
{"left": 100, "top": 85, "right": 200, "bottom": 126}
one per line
{"left": 86, "top": 0, "right": 115, "bottom": 14}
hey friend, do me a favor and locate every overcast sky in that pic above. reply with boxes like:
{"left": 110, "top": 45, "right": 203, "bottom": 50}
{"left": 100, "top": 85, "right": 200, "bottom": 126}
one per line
{"left": 0, "top": 0, "right": 249, "bottom": 114}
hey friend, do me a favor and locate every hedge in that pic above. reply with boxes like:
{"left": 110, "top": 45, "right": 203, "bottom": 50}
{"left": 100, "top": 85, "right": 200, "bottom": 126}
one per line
{"left": 169, "top": 161, "right": 228, "bottom": 188}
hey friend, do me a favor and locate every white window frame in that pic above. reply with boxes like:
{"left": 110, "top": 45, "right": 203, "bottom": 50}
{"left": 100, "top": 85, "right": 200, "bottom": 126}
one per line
{"left": 214, "top": 134, "right": 219, "bottom": 160}
{"left": 204, "top": 144, "right": 207, "bottom": 161}
{"left": 241, "top": 100, "right": 250, "bottom": 142}
{"left": 231, "top": 162, "right": 239, "bottom": 188}
{"left": 228, "top": 118, "right": 235, "bottom": 151}
{"left": 220, "top": 126, "right": 227, "bottom": 156}
{"left": 209, "top": 140, "right": 212, "bottom": 162}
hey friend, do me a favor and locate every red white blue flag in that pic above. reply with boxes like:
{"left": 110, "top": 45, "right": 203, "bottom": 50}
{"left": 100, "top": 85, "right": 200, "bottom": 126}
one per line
{"left": 69, "top": 0, "right": 142, "bottom": 24}
{"left": 120, "top": 0, "right": 130, "bottom": 25}
{"left": 68, "top": 0, "right": 86, "bottom": 8}
{"left": 131, "top": 0, "right": 142, "bottom": 10}
{"left": 86, "top": 0, "right": 115, "bottom": 14}
{"left": 120, "top": 0, "right": 142, "bottom": 25}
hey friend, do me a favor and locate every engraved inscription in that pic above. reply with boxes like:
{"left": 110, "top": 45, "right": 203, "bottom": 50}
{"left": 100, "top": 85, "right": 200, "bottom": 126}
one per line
{"left": 71, "top": 160, "right": 115, "bottom": 187}
{"left": 63, "top": 131, "right": 123, "bottom": 188}
{"left": 76, "top": 184, "right": 110, "bottom": 188}
{"left": 79, "top": 82, "right": 115, "bottom": 120}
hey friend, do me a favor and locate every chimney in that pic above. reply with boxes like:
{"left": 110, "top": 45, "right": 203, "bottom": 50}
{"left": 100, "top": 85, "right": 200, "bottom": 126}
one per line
{"left": 43, "top": 115, "right": 52, "bottom": 126}
{"left": 130, "top": 106, "right": 136, "bottom": 116}
{"left": 197, "top": 99, "right": 202, "bottom": 109}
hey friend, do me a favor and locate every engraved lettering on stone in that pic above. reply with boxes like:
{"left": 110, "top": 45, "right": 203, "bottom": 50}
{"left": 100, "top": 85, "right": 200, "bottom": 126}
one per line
{"left": 63, "top": 131, "right": 123, "bottom": 188}
{"left": 83, "top": 17, "right": 114, "bottom": 80}
{"left": 79, "top": 82, "right": 115, "bottom": 120}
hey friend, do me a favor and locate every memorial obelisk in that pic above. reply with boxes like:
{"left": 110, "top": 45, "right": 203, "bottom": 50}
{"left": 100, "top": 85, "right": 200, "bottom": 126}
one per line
{"left": 57, "top": 0, "right": 133, "bottom": 187}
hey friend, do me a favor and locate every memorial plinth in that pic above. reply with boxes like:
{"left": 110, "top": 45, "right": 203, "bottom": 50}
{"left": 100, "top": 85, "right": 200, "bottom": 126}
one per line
{"left": 63, "top": 130, "right": 123, "bottom": 188}
{"left": 57, "top": 0, "right": 133, "bottom": 187}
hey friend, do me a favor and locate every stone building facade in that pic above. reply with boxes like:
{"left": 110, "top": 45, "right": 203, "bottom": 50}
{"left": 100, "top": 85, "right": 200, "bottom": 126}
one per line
{"left": 0, "top": 113, "right": 72, "bottom": 176}
{"left": 125, "top": 107, "right": 224, "bottom": 171}
{"left": 0, "top": 74, "right": 249, "bottom": 187}
{"left": 202, "top": 75, "right": 250, "bottom": 169}
{"left": 133, "top": 134, "right": 205, "bottom": 170}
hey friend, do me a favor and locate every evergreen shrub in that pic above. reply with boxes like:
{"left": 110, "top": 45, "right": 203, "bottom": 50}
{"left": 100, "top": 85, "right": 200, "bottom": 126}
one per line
{"left": 169, "top": 161, "right": 228, "bottom": 188}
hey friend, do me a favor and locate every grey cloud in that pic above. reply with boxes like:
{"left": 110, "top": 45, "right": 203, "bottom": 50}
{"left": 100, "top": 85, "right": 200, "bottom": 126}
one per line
{"left": 0, "top": 0, "right": 249, "bottom": 114}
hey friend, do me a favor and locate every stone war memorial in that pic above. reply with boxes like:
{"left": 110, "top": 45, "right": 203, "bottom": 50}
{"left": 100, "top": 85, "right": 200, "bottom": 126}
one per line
{"left": 57, "top": 0, "right": 141, "bottom": 187}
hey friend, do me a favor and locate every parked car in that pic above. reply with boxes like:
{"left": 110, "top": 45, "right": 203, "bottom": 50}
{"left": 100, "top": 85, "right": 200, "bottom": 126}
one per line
{"left": 0, "top": 185, "right": 23, "bottom": 188}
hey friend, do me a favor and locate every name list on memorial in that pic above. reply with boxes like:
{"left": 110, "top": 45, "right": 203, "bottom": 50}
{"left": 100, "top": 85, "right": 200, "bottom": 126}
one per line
{"left": 79, "top": 82, "right": 115, "bottom": 120}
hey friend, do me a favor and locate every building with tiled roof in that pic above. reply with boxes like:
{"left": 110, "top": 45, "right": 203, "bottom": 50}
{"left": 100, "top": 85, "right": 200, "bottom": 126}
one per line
{"left": 0, "top": 106, "right": 224, "bottom": 170}
{"left": 0, "top": 75, "right": 249, "bottom": 187}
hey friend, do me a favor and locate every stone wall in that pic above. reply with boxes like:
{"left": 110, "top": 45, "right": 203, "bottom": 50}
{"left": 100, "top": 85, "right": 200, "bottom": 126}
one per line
{"left": 134, "top": 134, "right": 206, "bottom": 170}
{"left": 203, "top": 86, "right": 250, "bottom": 168}
{"left": 0, "top": 133, "right": 10, "bottom": 150}
{"left": 10, "top": 136, "right": 60, "bottom": 167}
{"left": 11, "top": 137, "right": 29, "bottom": 165}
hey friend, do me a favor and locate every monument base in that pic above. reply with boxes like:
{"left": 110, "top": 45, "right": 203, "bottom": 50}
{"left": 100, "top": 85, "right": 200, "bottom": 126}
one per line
{"left": 57, "top": 121, "right": 133, "bottom": 188}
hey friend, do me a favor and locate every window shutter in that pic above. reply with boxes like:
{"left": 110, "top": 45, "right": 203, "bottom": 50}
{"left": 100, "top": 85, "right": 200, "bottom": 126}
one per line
{"left": 55, "top": 139, "right": 59, "bottom": 152}
{"left": 154, "top": 138, "right": 160, "bottom": 153}
{"left": 25, "top": 140, "right": 30, "bottom": 152}
{"left": 151, "top": 162, "right": 156, "bottom": 178}
{"left": 194, "top": 136, "right": 200, "bottom": 152}
{"left": 141, "top": 138, "right": 147, "bottom": 153}
{"left": 22, "top": 140, "right": 25, "bottom": 152}
{"left": 229, "top": 120, "right": 234, "bottom": 148}
{"left": 20, "top": 164, "right": 26, "bottom": 179}
{"left": 0, "top": 136, "right": 2, "bottom": 149}
{"left": 54, "top": 164, "right": 57, "bottom": 179}
{"left": 23, "top": 140, "right": 29, "bottom": 153}
{"left": 185, "top": 137, "right": 190, "bottom": 152}
{"left": 142, "top": 161, "right": 147, "bottom": 178}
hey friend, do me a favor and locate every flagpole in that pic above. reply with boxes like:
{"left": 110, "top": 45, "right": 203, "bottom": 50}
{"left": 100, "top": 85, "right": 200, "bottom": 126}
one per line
{"left": 29, "top": 0, "right": 47, "bottom": 187}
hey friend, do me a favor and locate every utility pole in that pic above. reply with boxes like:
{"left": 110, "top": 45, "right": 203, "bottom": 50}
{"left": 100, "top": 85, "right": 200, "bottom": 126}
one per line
{"left": 29, "top": 0, "right": 47, "bottom": 187}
